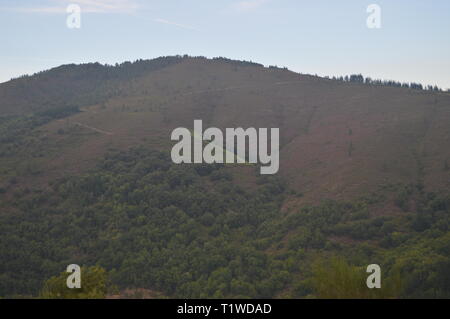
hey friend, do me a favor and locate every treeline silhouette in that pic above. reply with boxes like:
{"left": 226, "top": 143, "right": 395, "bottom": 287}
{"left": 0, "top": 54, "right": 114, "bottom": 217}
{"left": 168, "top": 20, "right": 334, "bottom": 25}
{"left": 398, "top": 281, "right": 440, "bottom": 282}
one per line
{"left": 330, "top": 73, "right": 446, "bottom": 92}
{"left": 8, "top": 55, "right": 448, "bottom": 93}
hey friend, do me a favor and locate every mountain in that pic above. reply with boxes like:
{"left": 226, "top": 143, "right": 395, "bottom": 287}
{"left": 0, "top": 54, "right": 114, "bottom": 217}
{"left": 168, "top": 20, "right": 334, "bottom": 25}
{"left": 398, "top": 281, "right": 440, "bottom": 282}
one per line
{"left": 0, "top": 56, "right": 449, "bottom": 298}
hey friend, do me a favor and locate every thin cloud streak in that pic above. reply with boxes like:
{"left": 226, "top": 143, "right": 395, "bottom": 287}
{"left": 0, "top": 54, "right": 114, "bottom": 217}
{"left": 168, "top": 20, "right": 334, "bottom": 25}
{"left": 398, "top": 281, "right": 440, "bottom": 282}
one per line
{"left": 154, "top": 18, "right": 199, "bottom": 31}
{"left": 233, "top": 0, "right": 268, "bottom": 12}
{"left": 3, "top": 0, "right": 139, "bottom": 14}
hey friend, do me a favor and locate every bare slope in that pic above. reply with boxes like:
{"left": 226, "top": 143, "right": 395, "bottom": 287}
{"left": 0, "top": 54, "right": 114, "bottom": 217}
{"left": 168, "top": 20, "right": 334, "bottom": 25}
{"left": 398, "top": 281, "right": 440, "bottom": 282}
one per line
{"left": 1, "top": 56, "right": 449, "bottom": 204}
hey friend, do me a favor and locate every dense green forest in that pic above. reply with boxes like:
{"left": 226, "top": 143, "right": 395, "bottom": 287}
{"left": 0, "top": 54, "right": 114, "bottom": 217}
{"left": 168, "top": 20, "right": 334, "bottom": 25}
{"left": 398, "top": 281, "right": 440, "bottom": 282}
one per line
{"left": 1, "top": 146, "right": 449, "bottom": 298}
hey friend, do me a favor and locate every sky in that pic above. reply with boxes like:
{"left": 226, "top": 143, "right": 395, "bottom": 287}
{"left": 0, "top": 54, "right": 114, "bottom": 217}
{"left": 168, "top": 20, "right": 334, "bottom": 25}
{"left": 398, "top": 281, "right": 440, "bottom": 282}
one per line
{"left": 0, "top": 0, "right": 449, "bottom": 89}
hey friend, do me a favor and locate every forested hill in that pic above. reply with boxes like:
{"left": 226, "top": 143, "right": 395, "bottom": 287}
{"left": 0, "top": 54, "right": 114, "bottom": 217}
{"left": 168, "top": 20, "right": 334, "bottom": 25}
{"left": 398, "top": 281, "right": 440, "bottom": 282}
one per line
{"left": 1, "top": 55, "right": 449, "bottom": 202}
{"left": 0, "top": 56, "right": 449, "bottom": 298}
{"left": 0, "top": 56, "right": 186, "bottom": 115}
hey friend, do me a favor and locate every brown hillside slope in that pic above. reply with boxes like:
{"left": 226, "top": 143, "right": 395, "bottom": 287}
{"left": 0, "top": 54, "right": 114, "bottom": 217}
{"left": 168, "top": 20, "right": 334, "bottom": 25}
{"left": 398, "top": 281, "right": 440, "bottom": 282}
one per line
{"left": 1, "top": 57, "right": 449, "bottom": 205}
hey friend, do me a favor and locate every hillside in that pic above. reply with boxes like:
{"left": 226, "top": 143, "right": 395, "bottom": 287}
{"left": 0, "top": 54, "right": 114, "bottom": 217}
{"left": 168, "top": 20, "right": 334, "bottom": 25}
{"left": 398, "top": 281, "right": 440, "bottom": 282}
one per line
{"left": 0, "top": 56, "right": 449, "bottom": 298}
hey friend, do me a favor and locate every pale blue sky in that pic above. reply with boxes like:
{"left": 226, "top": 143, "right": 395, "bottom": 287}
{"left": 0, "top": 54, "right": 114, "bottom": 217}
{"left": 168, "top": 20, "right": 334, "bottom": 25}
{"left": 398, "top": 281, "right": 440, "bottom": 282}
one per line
{"left": 1, "top": 0, "right": 449, "bottom": 89}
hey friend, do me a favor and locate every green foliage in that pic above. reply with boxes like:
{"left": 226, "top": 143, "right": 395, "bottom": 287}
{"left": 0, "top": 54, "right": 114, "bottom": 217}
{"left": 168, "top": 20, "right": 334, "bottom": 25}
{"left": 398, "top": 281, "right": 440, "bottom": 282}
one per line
{"left": 0, "top": 57, "right": 449, "bottom": 299}
{"left": 312, "top": 257, "right": 402, "bottom": 299}
{"left": 40, "top": 266, "right": 110, "bottom": 299}
{"left": 0, "top": 148, "right": 288, "bottom": 298}
{"left": 0, "top": 147, "right": 448, "bottom": 299}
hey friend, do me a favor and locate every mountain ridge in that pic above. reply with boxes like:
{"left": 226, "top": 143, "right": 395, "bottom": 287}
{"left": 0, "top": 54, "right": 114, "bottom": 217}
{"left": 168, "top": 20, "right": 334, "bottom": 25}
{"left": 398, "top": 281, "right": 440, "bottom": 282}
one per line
{"left": 1, "top": 55, "right": 449, "bottom": 204}
{"left": 1, "top": 56, "right": 450, "bottom": 298}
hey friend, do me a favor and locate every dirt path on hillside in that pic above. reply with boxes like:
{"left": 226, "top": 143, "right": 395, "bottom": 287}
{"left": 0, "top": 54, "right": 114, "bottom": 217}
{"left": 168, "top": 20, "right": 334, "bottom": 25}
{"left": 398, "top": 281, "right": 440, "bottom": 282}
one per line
{"left": 73, "top": 122, "right": 114, "bottom": 135}
{"left": 181, "top": 80, "right": 304, "bottom": 96}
